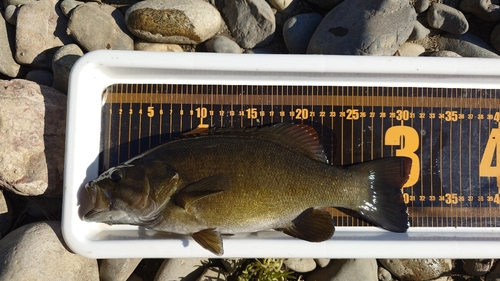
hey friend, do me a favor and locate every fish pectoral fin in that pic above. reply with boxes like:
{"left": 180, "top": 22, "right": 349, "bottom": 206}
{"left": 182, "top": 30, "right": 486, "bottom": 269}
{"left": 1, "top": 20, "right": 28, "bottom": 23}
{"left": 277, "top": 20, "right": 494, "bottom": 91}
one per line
{"left": 175, "top": 174, "right": 230, "bottom": 210}
{"left": 191, "top": 229, "right": 224, "bottom": 256}
{"left": 276, "top": 208, "right": 334, "bottom": 242}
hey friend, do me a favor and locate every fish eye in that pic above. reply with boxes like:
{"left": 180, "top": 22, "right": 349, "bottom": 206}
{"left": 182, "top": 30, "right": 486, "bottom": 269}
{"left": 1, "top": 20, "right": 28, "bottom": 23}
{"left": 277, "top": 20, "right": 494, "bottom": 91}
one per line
{"left": 110, "top": 169, "right": 123, "bottom": 182}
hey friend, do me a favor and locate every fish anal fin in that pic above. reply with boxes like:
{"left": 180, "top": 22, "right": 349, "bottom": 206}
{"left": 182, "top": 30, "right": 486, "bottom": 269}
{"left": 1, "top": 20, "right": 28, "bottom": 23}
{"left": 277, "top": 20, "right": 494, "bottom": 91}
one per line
{"left": 277, "top": 208, "right": 334, "bottom": 242}
{"left": 175, "top": 174, "right": 230, "bottom": 210}
{"left": 191, "top": 229, "right": 224, "bottom": 256}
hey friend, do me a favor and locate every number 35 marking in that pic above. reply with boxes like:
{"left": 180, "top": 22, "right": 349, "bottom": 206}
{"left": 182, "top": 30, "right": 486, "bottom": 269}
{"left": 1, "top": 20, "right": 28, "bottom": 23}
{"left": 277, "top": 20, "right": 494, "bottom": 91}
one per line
{"left": 385, "top": 125, "right": 420, "bottom": 188}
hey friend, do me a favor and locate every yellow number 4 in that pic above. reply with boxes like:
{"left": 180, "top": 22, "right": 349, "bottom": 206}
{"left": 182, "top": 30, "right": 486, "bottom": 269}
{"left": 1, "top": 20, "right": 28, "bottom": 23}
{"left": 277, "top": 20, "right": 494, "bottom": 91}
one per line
{"left": 480, "top": 128, "right": 500, "bottom": 190}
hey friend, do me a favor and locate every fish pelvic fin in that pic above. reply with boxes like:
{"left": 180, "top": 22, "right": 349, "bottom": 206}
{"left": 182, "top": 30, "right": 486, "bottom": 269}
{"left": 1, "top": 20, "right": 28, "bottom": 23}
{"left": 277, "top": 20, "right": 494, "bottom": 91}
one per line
{"left": 191, "top": 229, "right": 224, "bottom": 256}
{"left": 276, "top": 208, "right": 335, "bottom": 242}
{"left": 348, "top": 157, "right": 412, "bottom": 232}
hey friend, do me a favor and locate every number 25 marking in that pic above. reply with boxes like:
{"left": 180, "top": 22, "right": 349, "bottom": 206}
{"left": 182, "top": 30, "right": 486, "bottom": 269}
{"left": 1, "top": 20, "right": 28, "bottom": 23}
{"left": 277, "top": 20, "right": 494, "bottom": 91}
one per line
{"left": 384, "top": 126, "right": 420, "bottom": 187}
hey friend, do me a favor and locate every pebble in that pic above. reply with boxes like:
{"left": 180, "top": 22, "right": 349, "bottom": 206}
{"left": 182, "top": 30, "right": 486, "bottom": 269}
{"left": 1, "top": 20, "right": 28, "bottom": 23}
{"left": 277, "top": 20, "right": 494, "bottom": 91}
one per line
{"left": 459, "top": 0, "right": 500, "bottom": 22}
{"left": 315, "top": 258, "right": 331, "bottom": 268}
{"left": 462, "top": 259, "right": 494, "bottom": 276}
{"left": 4, "top": 5, "right": 18, "bottom": 25}
{"left": 51, "top": 44, "right": 83, "bottom": 94}
{"left": 307, "top": 0, "right": 416, "bottom": 55}
{"left": 125, "top": 0, "right": 223, "bottom": 44}
{"left": 205, "top": 35, "right": 242, "bottom": 53}
{"left": 395, "top": 42, "right": 425, "bottom": 56}
{"left": 490, "top": 22, "right": 500, "bottom": 53}
{"left": 155, "top": 259, "right": 208, "bottom": 281}
{"left": 0, "top": 190, "right": 13, "bottom": 238}
{"left": 283, "top": 258, "right": 317, "bottom": 273}
{"left": 426, "top": 3, "right": 468, "bottom": 34}
{"left": 430, "top": 50, "right": 462, "bottom": 57}
{"left": 414, "top": 0, "right": 430, "bottom": 13}
{"left": 68, "top": 3, "right": 133, "bottom": 51}
{"left": 0, "top": 221, "right": 98, "bottom": 281}
{"left": 379, "top": 259, "right": 452, "bottom": 281}
{"left": 307, "top": 259, "right": 378, "bottom": 281}
{"left": 305, "top": 0, "right": 343, "bottom": 10}
{"left": 134, "top": 39, "right": 184, "bottom": 52}
{"left": 268, "top": 0, "right": 296, "bottom": 12}
{"left": 15, "top": 0, "right": 74, "bottom": 69}
{"left": 59, "top": 0, "right": 84, "bottom": 17}
{"left": 283, "top": 13, "right": 323, "bottom": 54}
{"left": 99, "top": 258, "right": 142, "bottom": 281}
{"left": 0, "top": 79, "right": 66, "bottom": 197}
{"left": 0, "top": 13, "right": 20, "bottom": 77}
{"left": 196, "top": 267, "right": 227, "bottom": 281}
{"left": 437, "top": 33, "right": 500, "bottom": 58}
{"left": 378, "top": 266, "right": 393, "bottom": 281}
{"left": 222, "top": 0, "right": 276, "bottom": 49}
{"left": 25, "top": 69, "right": 53, "bottom": 86}
{"left": 408, "top": 21, "right": 430, "bottom": 41}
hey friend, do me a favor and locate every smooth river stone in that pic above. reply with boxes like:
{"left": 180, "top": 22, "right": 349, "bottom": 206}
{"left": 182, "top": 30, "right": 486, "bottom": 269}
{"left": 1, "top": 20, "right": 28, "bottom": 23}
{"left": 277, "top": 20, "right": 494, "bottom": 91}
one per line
{"left": 307, "top": 0, "right": 416, "bottom": 55}
{"left": 125, "top": 0, "right": 223, "bottom": 44}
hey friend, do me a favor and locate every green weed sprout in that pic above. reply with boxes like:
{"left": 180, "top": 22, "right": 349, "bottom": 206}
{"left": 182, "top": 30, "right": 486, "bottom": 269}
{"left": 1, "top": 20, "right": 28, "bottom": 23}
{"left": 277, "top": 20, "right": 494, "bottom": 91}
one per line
{"left": 237, "top": 258, "right": 299, "bottom": 281}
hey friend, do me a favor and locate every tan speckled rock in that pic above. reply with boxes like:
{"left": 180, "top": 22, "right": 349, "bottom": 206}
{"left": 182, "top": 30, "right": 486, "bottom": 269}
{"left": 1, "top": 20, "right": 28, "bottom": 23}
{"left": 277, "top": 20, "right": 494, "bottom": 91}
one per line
{"left": 15, "top": 0, "right": 74, "bottom": 69}
{"left": 134, "top": 39, "right": 184, "bottom": 52}
{"left": 379, "top": 259, "right": 452, "bottom": 281}
{"left": 125, "top": 0, "right": 223, "bottom": 44}
{"left": 0, "top": 221, "right": 98, "bottom": 281}
{"left": 0, "top": 79, "right": 66, "bottom": 197}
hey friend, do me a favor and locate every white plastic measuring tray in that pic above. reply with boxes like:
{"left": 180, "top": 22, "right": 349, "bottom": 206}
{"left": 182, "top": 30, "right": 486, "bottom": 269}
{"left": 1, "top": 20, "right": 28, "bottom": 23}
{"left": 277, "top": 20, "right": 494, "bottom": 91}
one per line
{"left": 64, "top": 50, "right": 500, "bottom": 258}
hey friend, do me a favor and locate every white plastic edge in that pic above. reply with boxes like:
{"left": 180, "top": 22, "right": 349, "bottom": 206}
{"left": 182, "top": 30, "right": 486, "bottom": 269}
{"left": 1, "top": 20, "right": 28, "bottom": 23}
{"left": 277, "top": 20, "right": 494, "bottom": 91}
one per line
{"left": 63, "top": 50, "right": 500, "bottom": 258}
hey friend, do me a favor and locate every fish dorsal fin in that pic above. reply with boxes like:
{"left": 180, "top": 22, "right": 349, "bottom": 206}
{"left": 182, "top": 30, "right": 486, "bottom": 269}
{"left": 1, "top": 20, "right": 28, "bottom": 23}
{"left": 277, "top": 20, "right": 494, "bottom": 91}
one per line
{"left": 175, "top": 174, "right": 230, "bottom": 210}
{"left": 276, "top": 208, "right": 334, "bottom": 242}
{"left": 191, "top": 229, "right": 224, "bottom": 256}
{"left": 185, "top": 123, "right": 328, "bottom": 163}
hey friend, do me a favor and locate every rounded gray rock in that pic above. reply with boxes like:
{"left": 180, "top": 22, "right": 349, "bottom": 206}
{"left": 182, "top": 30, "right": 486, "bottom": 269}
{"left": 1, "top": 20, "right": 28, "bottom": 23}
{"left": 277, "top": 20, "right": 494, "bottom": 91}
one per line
{"left": 68, "top": 3, "right": 133, "bottom": 51}
{"left": 126, "top": 0, "right": 223, "bottom": 44}
{"left": 379, "top": 259, "right": 452, "bottom": 281}
{"left": 408, "top": 20, "right": 430, "bottom": 41}
{"left": 0, "top": 221, "right": 98, "bottom": 281}
{"left": 459, "top": 0, "right": 500, "bottom": 22}
{"left": 490, "top": 22, "right": 500, "bottom": 53}
{"left": 307, "top": 259, "right": 378, "bottom": 281}
{"left": 52, "top": 44, "right": 83, "bottom": 94}
{"left": 414, "top": 0, "right": 430, "bottom": 13}
{"left": 0, "top": 79, "right": 66, "bottom": 197}
{"left": 205, "top": 36, "right": 242, "bottom": 53}
{"left": 15, "top": 0, "right": 74, "bottom": 69}
{"left": 307, "top": 0, "right": 416, "bottom": 55}
{"left": 437, "top": 33, "right": 500, "bottom": 58}
{"left": 4, "top": 0, "right": 35, "bottom": 7}
{"left": 315, "top": 258, "right": 331, "bottom": 268}
{"left": 4, "top": 5, "right": 18, "bottom": 25}
{"left": 134, "top": 39, "right": 184, "bottom": 52}
{"left": 100, "top": 258, "right": 142, "bottom": 281}
{"left": 223, "top": 0, "right": 276, "bottom": 49}
{"left": 268, "top": 0, "right": 296, "bottom": 11}
{"left": 0, "top": 190, "right": 13, "bottom": 238}
{"left": 283, "top": 258, "right": 316, "bottom": 273}
{"left": 283, "top": 13, "right": 323, "bottom": 54}
{"left": 25, "top": 69, "right": 53, "bottom": 86}
{"left": 59, "top": 0, "right": 84, "bottom": 17}
{"left": 426, "top": 3, "right": 468, "bottom": 34}
{"left": 0, "top": 12, "right": 20, "bottom": 77}
{"left": 463, "top": 259, "right": 493, "bottom": 276}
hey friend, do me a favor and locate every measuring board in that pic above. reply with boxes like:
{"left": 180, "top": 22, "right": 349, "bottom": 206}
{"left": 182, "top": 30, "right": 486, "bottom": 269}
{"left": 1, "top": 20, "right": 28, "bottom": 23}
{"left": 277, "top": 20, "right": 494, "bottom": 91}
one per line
{"left": 63, "top": 51, "right": 500, "bottom": 258}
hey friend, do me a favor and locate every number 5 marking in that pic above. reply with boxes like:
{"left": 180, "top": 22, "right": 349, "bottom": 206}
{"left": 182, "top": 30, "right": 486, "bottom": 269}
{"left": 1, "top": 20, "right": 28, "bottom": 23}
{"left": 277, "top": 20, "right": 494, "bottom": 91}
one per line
{"left": 479, "top": 127, "right": 500, "bottom": 190}
{"left": 385, "top": 126, "right": 420, "bottom": 187}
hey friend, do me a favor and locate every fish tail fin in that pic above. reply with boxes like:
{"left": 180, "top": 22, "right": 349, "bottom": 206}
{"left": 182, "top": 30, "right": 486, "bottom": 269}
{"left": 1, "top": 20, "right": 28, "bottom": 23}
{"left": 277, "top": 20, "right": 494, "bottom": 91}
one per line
{"left": 348, "top": 157, "right": 412, "bottom": 232}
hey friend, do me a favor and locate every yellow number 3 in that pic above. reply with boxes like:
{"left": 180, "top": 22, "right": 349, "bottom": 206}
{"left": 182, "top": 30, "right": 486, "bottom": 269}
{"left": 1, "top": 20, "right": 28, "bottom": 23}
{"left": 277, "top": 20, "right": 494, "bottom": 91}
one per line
{"left": 384, "top": 126, "right": 420, "bottom": 187}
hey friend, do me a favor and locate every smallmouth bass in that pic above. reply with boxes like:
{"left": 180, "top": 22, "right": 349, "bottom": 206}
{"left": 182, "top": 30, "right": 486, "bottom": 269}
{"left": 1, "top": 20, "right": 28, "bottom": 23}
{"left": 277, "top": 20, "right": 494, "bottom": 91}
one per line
{"left": 83, "top": 123, "right": 411, "bottom": 255}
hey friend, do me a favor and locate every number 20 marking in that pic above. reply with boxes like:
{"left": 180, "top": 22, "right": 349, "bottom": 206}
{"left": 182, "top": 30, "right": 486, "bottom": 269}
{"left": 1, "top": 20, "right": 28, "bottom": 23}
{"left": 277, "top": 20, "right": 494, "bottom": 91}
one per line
{"left": 384, "top": 125, "right": 420, "bottom": 187}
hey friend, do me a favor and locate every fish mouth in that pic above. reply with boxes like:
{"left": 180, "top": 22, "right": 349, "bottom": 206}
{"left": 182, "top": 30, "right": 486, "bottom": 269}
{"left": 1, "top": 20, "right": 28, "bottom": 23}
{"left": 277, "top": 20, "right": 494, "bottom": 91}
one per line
{"left": 83, "top": 182, "right": 112, "bottom": 221}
